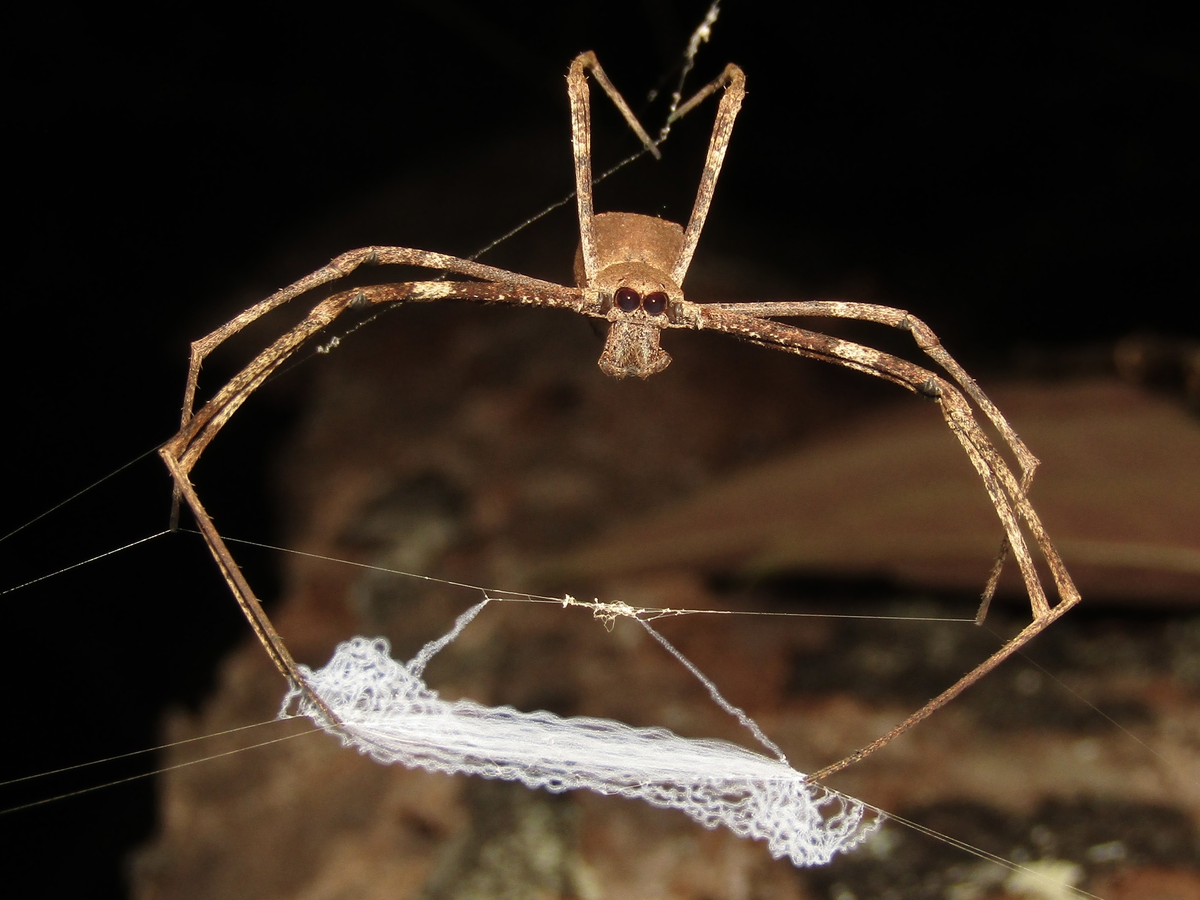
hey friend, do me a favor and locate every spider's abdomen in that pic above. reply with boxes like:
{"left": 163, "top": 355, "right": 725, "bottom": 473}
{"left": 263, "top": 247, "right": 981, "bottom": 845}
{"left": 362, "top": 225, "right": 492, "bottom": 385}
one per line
{"left": 574, "top": 212, "right": 685, "bottom": 287}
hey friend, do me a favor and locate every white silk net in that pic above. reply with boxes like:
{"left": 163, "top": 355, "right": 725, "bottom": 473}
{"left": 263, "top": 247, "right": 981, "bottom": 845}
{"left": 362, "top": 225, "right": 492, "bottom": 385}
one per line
{"left": 284, "top": 599, "right": 881, "bottom": 867}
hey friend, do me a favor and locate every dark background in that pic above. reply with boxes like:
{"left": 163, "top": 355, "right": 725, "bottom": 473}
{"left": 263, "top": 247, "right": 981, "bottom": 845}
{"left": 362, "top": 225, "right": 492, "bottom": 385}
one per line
{"left": 2, "top": 2, "right": 1196, "bottom": 896}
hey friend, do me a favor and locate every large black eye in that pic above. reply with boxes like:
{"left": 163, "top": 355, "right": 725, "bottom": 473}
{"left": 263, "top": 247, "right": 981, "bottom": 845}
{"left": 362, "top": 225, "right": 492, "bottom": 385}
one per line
{"left": 643, "top": 291, "right": 667, "bottom": 316}
{"left": 614, "top": 287, "right": 641, "bottom": 312}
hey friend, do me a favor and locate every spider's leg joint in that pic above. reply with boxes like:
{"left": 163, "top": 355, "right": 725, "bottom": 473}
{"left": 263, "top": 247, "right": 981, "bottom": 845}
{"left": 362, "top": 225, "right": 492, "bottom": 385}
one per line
{"left": 918, "top": 376, "right": 943, "bottom": 399}
{"left": 903, "top": 313, "right": 941, "bottom": 353}
{"left": 364, "top": 248, "right": 379, "bottom": 266}
{"left": 349, "top": 290, "right": 370, "bottom": 311}
{"left": 670, "top": 299, "right": 703, "bottom": 329}
{"left": 580, "top": 288, "right": 605, "bottom": 316}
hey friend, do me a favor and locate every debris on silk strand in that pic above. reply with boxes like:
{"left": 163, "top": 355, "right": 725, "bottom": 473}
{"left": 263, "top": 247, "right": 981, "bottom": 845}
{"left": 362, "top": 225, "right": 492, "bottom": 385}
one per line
{"left": 285, "top": 599, "right": 882, "bottom": 867}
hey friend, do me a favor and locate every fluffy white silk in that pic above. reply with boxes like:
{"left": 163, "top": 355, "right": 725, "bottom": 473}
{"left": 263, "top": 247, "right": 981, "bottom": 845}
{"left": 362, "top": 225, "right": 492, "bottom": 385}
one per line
{"left": 285, "top": 600, "right": 880, "bottom": 867}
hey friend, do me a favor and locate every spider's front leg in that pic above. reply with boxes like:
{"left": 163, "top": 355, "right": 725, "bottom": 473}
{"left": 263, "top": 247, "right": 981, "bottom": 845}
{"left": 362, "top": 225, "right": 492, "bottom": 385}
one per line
{"left": 167, "top": 248, "right": 569, "bottom": 526}
{"left": 692, "top": 306, "right": 1080, "bottom": 780}
{"left": 697, "top": 307, "right": 1080, "bottom": 615}
{"left": 707, "top": 299, "right": 1042, "bottom": 622}
{"left": 161, "top": 283, "right": 386, "bottom": 725}
{"left": 707, "top": 300, "right": 1038, "bottom": 481}
{"left": 161, "top": 256, "right": 585, "bottom": 723}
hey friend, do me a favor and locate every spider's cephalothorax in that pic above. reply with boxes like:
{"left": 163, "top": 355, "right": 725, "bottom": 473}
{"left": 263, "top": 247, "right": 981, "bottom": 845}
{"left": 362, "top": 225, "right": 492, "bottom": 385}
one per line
{"left": 566, "top": 52, "right": 741, "bottom": 380}
{"left": 162, "top": 50, "right": 1080, "bottom": 784}
{"left": 578, "top": 212, "right": 685, "bottom": 378}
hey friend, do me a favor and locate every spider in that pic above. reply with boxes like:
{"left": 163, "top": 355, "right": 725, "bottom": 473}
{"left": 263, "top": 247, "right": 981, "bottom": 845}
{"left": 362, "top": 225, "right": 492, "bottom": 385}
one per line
{"left": 161, "top": 52, "right": 1080, "bottom": 783}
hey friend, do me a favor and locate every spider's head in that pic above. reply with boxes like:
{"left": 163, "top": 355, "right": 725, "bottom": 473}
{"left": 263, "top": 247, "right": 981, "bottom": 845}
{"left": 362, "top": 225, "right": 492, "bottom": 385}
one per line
{"left": 576, "top": 212, "right": 686, "bottom": 380}
{"left": 593, "top": 260, "right": 681, "bottom": 379}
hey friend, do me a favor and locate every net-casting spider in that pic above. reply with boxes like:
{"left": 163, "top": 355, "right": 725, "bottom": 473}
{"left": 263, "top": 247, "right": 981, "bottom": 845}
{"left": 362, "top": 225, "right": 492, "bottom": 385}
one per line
{"left": 161, "top": 52, "right": 1081, "bottom": 783}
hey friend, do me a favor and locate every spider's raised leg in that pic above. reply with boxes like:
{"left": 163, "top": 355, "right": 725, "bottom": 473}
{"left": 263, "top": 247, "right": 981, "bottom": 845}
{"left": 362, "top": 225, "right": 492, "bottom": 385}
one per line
{"left": 695, "top": 306, "right": 1081, "bottom": 780}
{"left": 567, "top": 52, "right": 745, "bottom": 286}
{"left": 568, "top": 52, "right": 659, "bottom": 286}
{"left": 669, "top": 63, "right": 745, "bottom": 285}
{"left": 707, "top": 299, "right": 1038, "bottom": 622}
